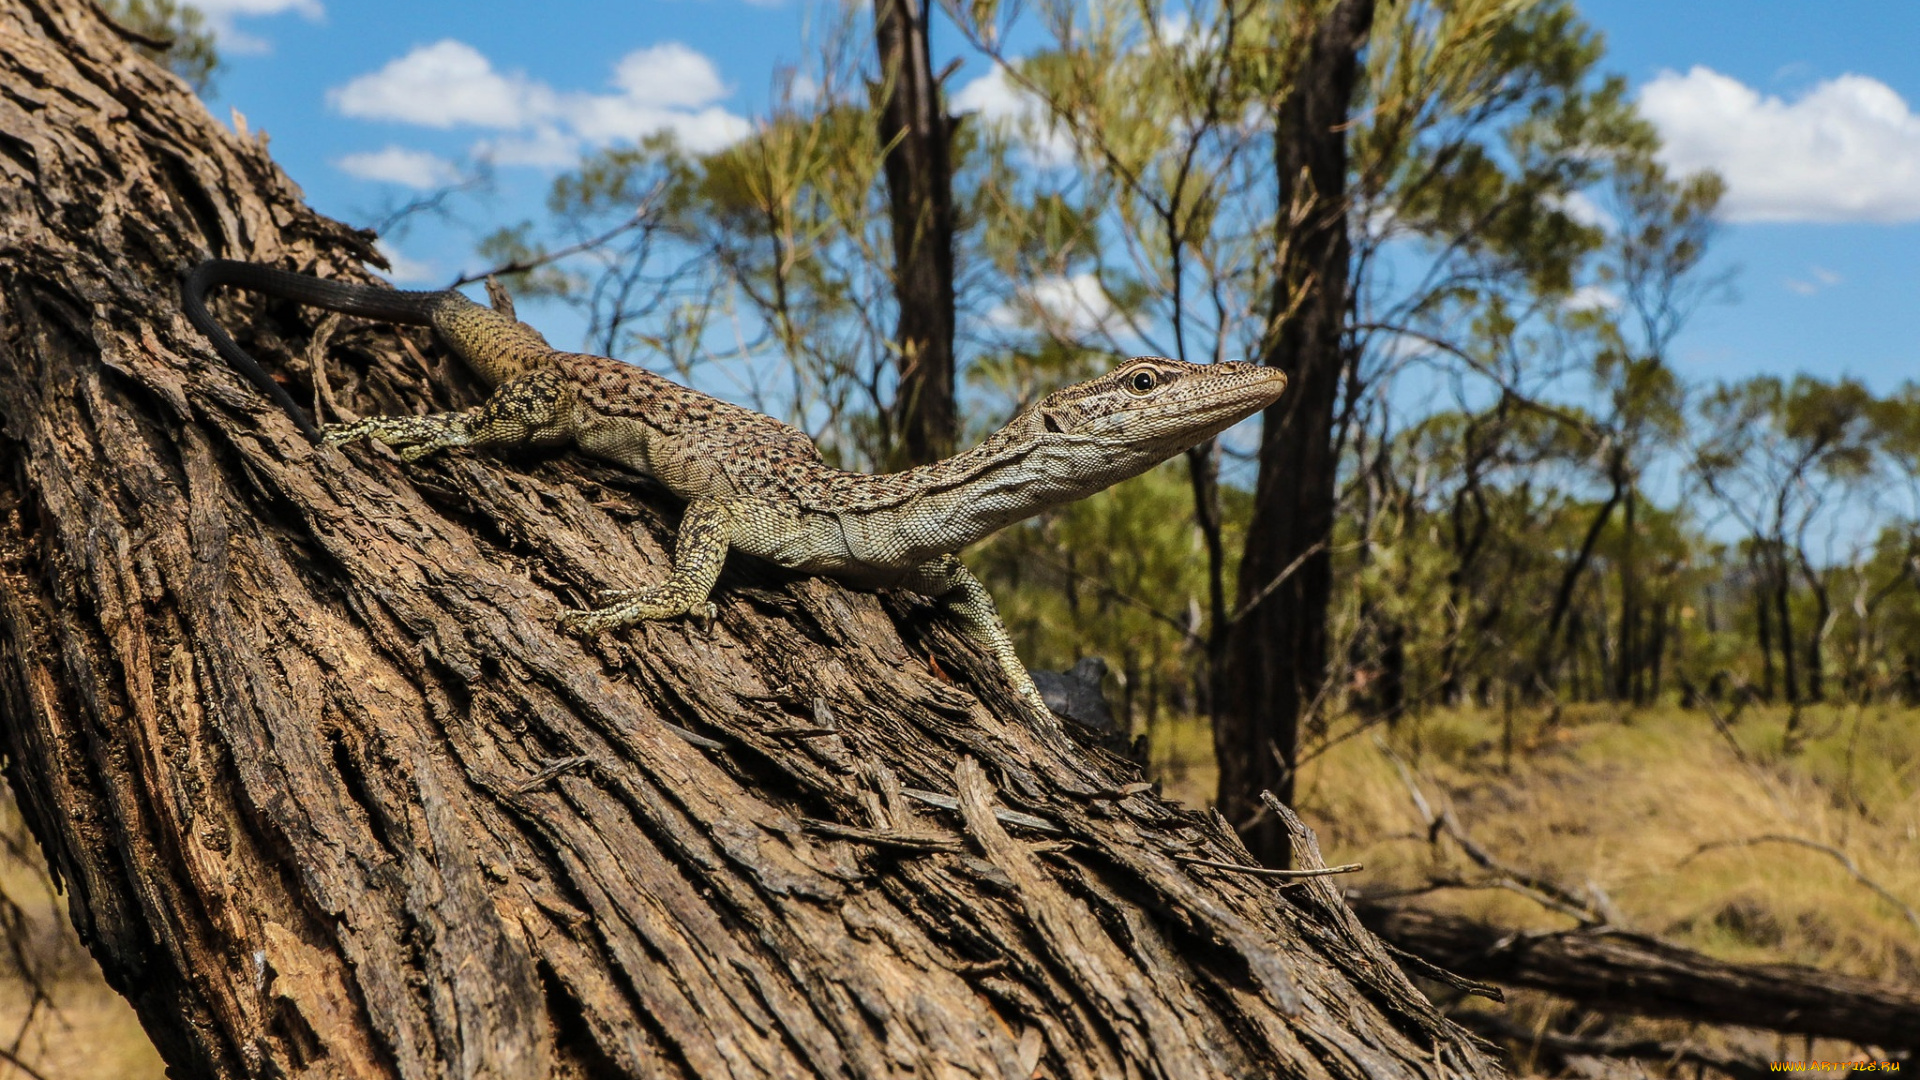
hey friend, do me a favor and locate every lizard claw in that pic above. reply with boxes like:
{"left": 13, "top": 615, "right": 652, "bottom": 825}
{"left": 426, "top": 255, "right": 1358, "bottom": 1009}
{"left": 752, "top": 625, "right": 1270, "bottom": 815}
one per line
{"left": 690, "top": 601, "right": 719, "bottom": 633}
{"left": 558, "top": 607, "right": 613, "bottom": 637}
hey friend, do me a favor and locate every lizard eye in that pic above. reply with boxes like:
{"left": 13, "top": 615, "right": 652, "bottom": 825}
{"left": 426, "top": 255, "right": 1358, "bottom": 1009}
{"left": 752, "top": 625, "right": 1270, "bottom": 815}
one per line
{"left": 1126, "top": 369, "right": 1158, "bottom": 395}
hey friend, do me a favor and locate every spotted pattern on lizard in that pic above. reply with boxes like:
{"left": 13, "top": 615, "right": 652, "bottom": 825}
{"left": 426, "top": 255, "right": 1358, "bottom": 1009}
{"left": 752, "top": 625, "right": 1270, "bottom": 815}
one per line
{"left": 183, "top": 259, "right": 1289, "bottom": 725}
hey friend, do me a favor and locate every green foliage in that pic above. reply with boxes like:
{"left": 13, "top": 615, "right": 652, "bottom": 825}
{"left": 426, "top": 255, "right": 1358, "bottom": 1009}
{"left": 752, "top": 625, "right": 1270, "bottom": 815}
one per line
{"left": 972, "top": 461, "right": 1250, "bottom": 725}
{"left": 471, "top": 0, "right": 1920, "bottom": 744}
{"left": 102, "top": 0, "right": 219, "bottom": 94}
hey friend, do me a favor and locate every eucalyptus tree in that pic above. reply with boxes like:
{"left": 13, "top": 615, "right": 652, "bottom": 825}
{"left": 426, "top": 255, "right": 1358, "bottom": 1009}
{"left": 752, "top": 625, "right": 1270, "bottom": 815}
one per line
{"left": 945, "top": 0, "right": 1687, "bottom": 856}
{"left": 1695, "top": 375, "right": 1879, "bottom": 714}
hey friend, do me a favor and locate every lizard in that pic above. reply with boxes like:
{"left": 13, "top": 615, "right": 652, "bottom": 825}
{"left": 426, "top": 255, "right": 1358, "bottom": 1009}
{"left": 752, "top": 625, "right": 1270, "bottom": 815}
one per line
{"left": 182, "top": 258, "right": 1288, "bottom": 723}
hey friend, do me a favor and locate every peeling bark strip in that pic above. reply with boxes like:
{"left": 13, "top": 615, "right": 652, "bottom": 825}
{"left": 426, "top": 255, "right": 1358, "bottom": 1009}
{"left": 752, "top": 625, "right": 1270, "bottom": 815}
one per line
{"left": 0, "top": 2, "right": 1499, "bottom": 1076}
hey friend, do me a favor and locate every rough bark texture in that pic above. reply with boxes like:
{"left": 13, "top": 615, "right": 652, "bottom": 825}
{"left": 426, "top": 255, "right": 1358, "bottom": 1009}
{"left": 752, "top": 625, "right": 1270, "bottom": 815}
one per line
{"left": 1218, "top": 0, "right": 1374, "bottom": 864}
{"left": 873, "top": 0, "right": 958, "bottom": 467}
{"left": 1360, "top": 903, "right": 1920, "bottom": 1052}
{"left": 0, "top": 2, "right": 1502, "bottom": 1077}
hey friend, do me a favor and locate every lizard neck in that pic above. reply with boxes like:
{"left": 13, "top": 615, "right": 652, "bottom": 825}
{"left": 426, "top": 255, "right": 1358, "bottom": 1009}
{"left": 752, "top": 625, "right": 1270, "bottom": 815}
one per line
{"left": 864, "top": 422, "right": 1163, "bottom": 554}
{"left": 429, "top": 293, "right": 557, "bottom": 386}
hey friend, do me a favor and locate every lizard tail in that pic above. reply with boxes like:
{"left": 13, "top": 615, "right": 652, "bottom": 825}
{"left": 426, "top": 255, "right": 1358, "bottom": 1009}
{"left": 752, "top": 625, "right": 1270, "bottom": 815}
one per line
{"left": 182, "top": 259, "right": 447, "bottom": 442}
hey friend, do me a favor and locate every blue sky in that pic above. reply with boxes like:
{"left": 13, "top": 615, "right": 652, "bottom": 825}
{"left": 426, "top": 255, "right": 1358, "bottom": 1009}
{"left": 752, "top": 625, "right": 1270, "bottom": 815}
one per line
{"left": 191, "top": 0, "right": 1920, "bottom": 396}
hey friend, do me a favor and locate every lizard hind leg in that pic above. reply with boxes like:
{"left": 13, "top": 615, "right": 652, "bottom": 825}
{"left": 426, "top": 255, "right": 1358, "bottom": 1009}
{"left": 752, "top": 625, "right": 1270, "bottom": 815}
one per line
{"left": 903, "top": 555, "right": 1056, "bottom": 724}
{"left": 560, "top": 501, "right": 733, "bottom": 636}
{"left": 323, "top": 368, "right": 576, "bottom": 462}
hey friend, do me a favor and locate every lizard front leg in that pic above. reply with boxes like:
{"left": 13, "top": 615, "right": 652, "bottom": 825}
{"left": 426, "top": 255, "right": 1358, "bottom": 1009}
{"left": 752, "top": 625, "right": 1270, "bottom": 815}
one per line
{"left": 323, "top": 368, "right": 574, "bottom": 461}
{"left": 903, "top": 555, "right": 1055, "bottom": 723}
{"left": 560, "top": 500, "right": 732, "bottom": 635}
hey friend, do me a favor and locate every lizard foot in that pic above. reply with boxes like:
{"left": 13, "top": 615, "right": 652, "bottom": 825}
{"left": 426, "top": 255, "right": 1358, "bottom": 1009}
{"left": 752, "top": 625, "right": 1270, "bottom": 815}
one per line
{"left": 560, "top": 598, "right": 719, "bottom": 637}
{"left": 321, "top": 416, "right": 466, "bottom": 461}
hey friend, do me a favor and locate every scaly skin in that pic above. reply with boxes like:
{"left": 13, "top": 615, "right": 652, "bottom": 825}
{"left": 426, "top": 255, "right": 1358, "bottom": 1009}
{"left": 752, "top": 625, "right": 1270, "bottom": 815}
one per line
{"left": 184, "top": 259, "right": 1289, "bottom": 723}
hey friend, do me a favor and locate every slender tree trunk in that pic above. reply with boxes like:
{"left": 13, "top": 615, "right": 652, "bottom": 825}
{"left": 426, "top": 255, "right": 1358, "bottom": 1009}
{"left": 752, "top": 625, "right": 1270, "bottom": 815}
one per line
{"left": 1216, "top": 0, "right": 1374, "bottom": 865}
{"left": 1801, "top": 559, "right": 1830, "bottom": 703}
{"left": 1614, "top": 481, "right": 1637, "bottom": 703}
{"left": 1774, "top": 551, "right": 1800, "bottom": 704}
{"left": 1535, "top": 453, "right": 1625, "bottom": 695}
{"left": 0, "top": 3, "right": 1503, "bottom": 1076}
{"left": 874, "top": 0, "right": 958, "bottom": 467}
{"left": 1187, "top": 439, "right": 1229, "bottom": 726}
{"left": 1754, "top": 552, "right": 1776, "bottom": 700}
{"left": 1647, "top": 598, "right": 1667, "bottom": 701}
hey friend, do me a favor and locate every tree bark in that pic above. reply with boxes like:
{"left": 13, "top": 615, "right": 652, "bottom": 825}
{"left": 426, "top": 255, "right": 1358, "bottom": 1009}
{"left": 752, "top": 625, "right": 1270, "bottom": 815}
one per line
{"left": 1358, "top": 903, "right": 1920, "bottom": 1051}
{"left": 873, "top": 0, "right": 958, "bottom": 467}
{"left": 1218, "top": 0, "right": 1374, "bottom": 864}
{"left": 0, "top": 2, "right": 1501, "bottom": 1076}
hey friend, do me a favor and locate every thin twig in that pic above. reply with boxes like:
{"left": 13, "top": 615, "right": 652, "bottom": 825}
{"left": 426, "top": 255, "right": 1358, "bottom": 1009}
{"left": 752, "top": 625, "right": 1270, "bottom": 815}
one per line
{"left": 801, "top": 820, "right": 966, "bottom": 853}
{"left": 1380, "top": 942, "right": 1504, "bottom": 1002}
{"left": 1177, "top": 855, "right": 1363, "bottom": 881}
{"left": 1376, "top": 736, "right": 1606, "bottom": 927}
{"left": 0, "top": 1041, "right": 54, "bottom": 1080}
{"left": 1682, "top": 835, "right": 1920, "bottom": 936}
{"left": 513, "top": 755, "right": 592, "bottom": 794}
{"left": 900, "top": 787, "right": 1062, "bottom": 834}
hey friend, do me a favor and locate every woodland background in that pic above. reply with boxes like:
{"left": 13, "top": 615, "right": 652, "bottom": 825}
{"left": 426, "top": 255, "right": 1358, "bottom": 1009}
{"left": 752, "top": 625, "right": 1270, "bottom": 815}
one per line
{"left": 0, "top": 0, "right": 1916, "bottom": 1076}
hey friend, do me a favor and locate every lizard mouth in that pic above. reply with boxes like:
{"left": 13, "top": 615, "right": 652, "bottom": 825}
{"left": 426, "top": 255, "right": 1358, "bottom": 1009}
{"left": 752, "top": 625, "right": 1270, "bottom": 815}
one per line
{"left": 1109, "top": 369, "right": 1287, "bottom": 424}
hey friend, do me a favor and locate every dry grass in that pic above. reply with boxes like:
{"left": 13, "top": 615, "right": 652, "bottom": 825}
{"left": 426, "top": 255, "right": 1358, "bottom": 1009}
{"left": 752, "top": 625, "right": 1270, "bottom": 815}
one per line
{"left": 1148, "top": 701, "right": 1920, "bottom": 1073}
{"left": 1152, "top": 702, "right": 1920, "bottom": 981}
{"left": 0, "top": 977, "right": 164, "bottom": 1080}
{"left": 0, "top": 805, "right": 163, "bottom": 1080}
{"left": 1297, "top": 702, "right": 1920, "bottom": 982}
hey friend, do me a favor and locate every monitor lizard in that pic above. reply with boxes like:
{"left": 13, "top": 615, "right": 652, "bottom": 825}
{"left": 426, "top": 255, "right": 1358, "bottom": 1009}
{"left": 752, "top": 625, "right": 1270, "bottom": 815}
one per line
{"left": 183, "top": 258, "right": 1288, "bottom": 724}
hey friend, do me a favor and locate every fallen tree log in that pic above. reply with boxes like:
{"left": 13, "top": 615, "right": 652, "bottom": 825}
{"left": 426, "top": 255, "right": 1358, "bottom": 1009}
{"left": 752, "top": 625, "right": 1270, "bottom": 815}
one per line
{"left": 1446, "top": 1008, "right": 1775, "bottom": 1080}
{"left": 1357, "top": 901, "right": 1920, "bottom": 1053}
{"left": 0, "top": 2, "right": 1501, "bottom": 1076}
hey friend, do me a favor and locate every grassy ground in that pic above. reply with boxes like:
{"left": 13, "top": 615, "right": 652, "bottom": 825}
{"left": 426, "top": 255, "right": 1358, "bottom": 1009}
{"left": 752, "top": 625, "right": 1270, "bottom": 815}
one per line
{"left": 0, "top": 817, "right": 164, "bottom": 1080}
{"left": 0, "top": 978, "right": 163, "bottom": 1080}
{"left": 1151, "top": 700, "right": 1920, "bottom": 1068}
{"left": 3, "top": 702, "right": 1914, "bottom": 1076}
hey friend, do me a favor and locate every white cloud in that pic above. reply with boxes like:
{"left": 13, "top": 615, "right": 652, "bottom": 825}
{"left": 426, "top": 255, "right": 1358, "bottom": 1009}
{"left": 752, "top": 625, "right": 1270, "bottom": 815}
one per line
{"left": 334, "top": 145, "right": 460, "bottom": 188}
{"left": 952, "top": 64, "right": 1026, "bottom": 120}
{"left": 610, "top": 43, "right": 727, "bottom": 110}
{"left": 328, "top": 39, "right": 748, "bottom": 162}
{"left": 1548, "top": 190, "right": 1614, "bottom": 232}
{"left": 186, "top": 0, "right": 322, "bottom": 53}
{"left": 1785, "top": 265, "right": 1843, "bottom": 295}
{"left": 475, "top": 125, "right": 581, "bottom": 168}
{"left": 1563, "top": 284, "right": 1622, "bottom": 313}
{"left": 329, "top": 40, "right": 551, "bottom": 129}
{"left": 1639, "top": 67, "right": 1920, "bottom": 223}
{"left": 786, "top": 73, "right": 820, "bottom": 106}
{"left": 371, "top": 241, "right": 433, "bottom": 285}
{"left": 989, "top": 273, "right": 1120, "bottom": 339}
{"left": 953, "top": 64, "right": 1073, "bottom": 166}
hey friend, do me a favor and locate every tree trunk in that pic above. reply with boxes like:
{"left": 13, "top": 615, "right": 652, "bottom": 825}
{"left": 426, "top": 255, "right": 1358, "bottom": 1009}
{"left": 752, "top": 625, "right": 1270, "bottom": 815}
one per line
{"left": 1614, "top": 482, "right": 1636, "bottom": 703}
{"left": 1358, "top": 903, "right": 1920, "bottom": 1051}
{"left": 1535, "top": 451, "right": 1623, "bottom": 694}
{"left": 0, "top": 2, "right": 1501, "bottom": 1076}
{"left": 1754, "top": 551, "right": 1776, "bottom": 700}
{"left": 1217, "top": 0, "right": 1374, "bottom": 866}
{"left": 1774, "top": 549, "right": 1800, "bottom": 704}
{"left": 1186, "top": 440, "right": 1228, "bottom": 726}
{"left": 873, "top": 0, "right": 958, "bottom": 467}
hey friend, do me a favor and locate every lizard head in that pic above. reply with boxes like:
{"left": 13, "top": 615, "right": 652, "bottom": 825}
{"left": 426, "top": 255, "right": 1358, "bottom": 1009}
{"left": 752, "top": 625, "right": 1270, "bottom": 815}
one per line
{"left": 898, "top": 357, "right": 1288, "bottom": 553}
{"left": 1025, "top": 356, "right": 1288, "bottom": 463}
